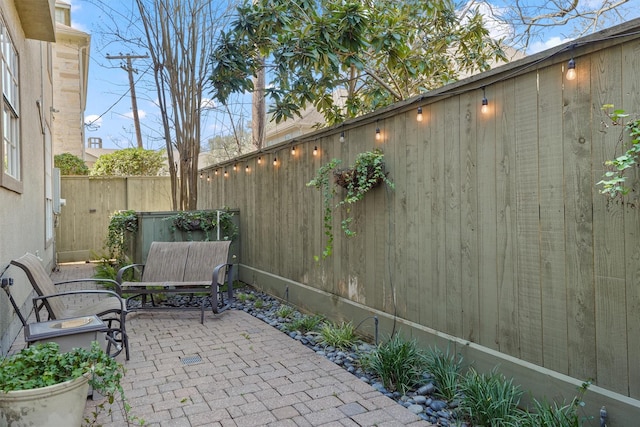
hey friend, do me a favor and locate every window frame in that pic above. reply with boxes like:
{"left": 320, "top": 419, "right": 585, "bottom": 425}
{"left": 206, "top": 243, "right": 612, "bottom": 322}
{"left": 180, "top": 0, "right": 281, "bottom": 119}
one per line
{"left": 0, "top": 15, "right": 22, "bottom": 193}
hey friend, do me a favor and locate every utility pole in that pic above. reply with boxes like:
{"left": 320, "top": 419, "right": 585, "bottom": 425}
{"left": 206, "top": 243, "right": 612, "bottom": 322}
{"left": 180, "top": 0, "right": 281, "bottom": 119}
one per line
{"left": 106, "top": 53, "right": 148, "bottom": 148}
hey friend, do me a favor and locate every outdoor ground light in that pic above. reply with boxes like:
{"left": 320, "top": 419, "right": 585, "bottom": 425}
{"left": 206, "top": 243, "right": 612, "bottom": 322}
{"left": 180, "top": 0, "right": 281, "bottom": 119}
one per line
{"left": 566, "top": 58, "right": 576, "bottom": 81}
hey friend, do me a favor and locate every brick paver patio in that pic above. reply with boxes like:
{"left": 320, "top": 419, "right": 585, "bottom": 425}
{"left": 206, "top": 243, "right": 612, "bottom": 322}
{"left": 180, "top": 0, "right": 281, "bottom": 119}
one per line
{"left": 9, "top": 263, "right": 433, "bottom": 427}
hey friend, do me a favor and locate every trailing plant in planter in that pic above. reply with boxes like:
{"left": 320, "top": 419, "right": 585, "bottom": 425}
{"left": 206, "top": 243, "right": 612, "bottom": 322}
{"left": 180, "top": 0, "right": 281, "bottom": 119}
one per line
{"left": 0, "top": 341, "right": 137, "bottom": 426}
{"left": 307, "top": 149, "right": 394, "bottom": 259}
{"left": 164, "top": 209, "right": 238, "bottom": 241}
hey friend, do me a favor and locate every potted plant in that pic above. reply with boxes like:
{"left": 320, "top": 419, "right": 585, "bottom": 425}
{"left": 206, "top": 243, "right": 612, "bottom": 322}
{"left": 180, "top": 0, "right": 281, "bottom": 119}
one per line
{"left": 0, "top": 341, "right": 132, "bottom": 426}
{"left": 307, "top": 148, "right": 394, "bottom": 259}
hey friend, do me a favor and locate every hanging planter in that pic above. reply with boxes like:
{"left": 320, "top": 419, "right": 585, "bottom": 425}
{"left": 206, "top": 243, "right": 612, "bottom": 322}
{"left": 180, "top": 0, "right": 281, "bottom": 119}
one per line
{"left": 307, "top": 149, "right": 394, "bottom": 259}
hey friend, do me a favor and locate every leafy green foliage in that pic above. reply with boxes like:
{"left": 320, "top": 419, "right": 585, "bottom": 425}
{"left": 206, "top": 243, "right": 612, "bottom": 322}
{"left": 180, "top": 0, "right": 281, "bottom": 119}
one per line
{"left": 307, "top": 149, "right": 393, "bottom": 258}
{"left": 275, "top": 304, "right": 295, "bottom": 319}
{"left": 210, "top": 0, "right": 506, "bottom": 126}
{"left": 283, "top": 314, "right": 325, "bottom": 334}
{"left": 597, "top": 105, "right": 640, "bottom": 201}
{"left": 164, "top": 209, "right": 238, "bottom": 241}
{"left": 359, "top": 333, "right": 427, "bottom": 394}
{"left": 105, "top": 210, "right": 138, "bottom": 265}
{"left": 0, "top": 342, "right": 134, "bottom": 424}
{"left": 519, "top": 381, "right": 592, "bottom": 427}
{"left": 54, "top": 152, "right": 89, "bottom": 175}
{"left": 319, "top": 321, "right": 359, "bottom": 350}
{"left": 458, "top": 367, "right": 524, "bottom": 426}
{"left": 90, "top": 148, "right": 166, "bottom": 177}
{"left": 424, "top": 347, "right": 462, "bottom": 401}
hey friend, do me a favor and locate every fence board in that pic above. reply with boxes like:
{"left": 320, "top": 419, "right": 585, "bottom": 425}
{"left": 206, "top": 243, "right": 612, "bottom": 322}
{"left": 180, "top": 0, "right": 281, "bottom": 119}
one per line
{"left": 418, "top": 104, "right": 433, "bottom": 327}
{"left": 460, "top": 91, "right": 479, "bottom": 343}
{"left": 477, "top": 84, "right": 499, "bottom": 350}
{"left": 592, "top": 46, "right": 628, "bottom": 394}
{"left": 514, "top": 72, "right": 543, "bottom": 365}
{"left": 537, "top": 64, "right": 569, "bottom": 373}
{"left": 562, "top": 54, "right": 597, "bottom": 383}
{"left": 444, "top": 97, "right": 462, "bottom": 337}
{"left": 622, "top": 40, "right": 640, "bottom": 398}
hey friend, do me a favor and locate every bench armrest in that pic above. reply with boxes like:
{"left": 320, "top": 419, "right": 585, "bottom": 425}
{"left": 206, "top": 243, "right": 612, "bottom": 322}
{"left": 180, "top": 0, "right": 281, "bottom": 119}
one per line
{"left": 116, "top": 263, "right": 145, "bottom": 285}
{"left": 212, "top": 263, "right": 234, "bottom": 304}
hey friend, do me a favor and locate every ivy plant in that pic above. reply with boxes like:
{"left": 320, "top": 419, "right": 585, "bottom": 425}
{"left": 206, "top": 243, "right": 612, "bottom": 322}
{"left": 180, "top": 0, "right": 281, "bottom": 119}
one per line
{"left": 105, "top": 210, "right": 138, "bottom": 264}
{"left": 597, "top": 105, "right": 640, "bottom": 202}
{"left": 307, "top": 149, "right": 394, "bottom": 259}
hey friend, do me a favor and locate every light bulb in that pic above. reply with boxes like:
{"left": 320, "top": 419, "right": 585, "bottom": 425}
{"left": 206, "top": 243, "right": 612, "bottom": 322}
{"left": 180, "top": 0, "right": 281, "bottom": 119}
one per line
{"left": 273, "top": 157, "right": 277, "bottom": 166}
{"left": 215, "top": 169, "right": 219, "bottom": 175}
{"left": 417, "top": 106, "right": 423, "bottom": 122}
{"left": 206, "top": 175, "right": 210, "bottom": 182}
{"left": 257, "top": 157, "right": 262, "bottom": 164}
{"left": 566, "top": 58, "right": 576, "bottom": 81}
{"left": 224, "top": 170, "right": 228, "bottom": 177}
{"left": 199, "top": 172, "right": 203, "bottom": 179}
{"left": 481, "top": 97, "right": 489, "bottom": 115}
{"left": 291, "top": 146, "right": 296, "bottom": 155}
{"left": 375, "top": 127, "right": 381, "bottom": 141}
{"left": 340, "top": 131, "right": 345, "bottom": 143}
{"left": 233, "top": 164, "right": 237, "bottom": 171}
{"left": 245, "top": 165, "right": 250, "bottom": 172}
{"left": 313, "top": 146, "right": 318, "bottom": 156}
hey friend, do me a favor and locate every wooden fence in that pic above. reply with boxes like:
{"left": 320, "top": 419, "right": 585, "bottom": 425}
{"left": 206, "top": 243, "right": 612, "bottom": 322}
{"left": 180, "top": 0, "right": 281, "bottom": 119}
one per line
{"left": 56, "top": 176, "right": 172, "bottom": 262}
{"left": 198, "top": 20, "right": 640, "bottom": 423}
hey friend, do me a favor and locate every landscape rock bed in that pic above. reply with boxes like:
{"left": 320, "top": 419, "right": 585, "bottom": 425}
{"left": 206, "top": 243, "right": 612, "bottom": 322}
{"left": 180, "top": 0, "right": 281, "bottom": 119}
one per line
{"left": 227, "top": 286, "right": 467, "bottom": 426}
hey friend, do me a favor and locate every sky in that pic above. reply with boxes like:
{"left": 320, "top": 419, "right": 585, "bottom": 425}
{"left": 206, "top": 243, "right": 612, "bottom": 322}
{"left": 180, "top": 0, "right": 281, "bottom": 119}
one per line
{"left": 68, "top": 0, "right": 640, "bottom": 150}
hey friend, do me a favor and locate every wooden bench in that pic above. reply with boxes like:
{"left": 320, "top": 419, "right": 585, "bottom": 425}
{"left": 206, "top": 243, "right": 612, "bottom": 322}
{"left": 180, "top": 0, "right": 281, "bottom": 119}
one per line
{"left": 115, "top": 241, "right": 234, "bottom": 323}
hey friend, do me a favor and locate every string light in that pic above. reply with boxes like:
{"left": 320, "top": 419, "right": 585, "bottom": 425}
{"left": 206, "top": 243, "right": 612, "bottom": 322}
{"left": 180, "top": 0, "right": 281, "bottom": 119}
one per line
{"left": 257, "top": 156, "right": 262, "bottom": 164}
{"left": 375, "top": 122, "right": 381, "bottom": 141}
{"left": 417, "top": 106, "right": 423, "bottom": 122}
{"left": 206, "top": 174, "right": 210, "bottom": 182}
{"left": 566, "top": 58, "right": 576, "bottom": 81}
{"left": 215, "top": 169, "right": 219, "bottom": 176}
{"left": 481, "top": 87, "right": 489, "bottom": 115}
{"left": 199, "top": 172, "right": 203, "bottom": 179}
{"left": 340, "top": 131, "right": 345, "bottom": 143}
{"left": 224, "top": 170, "right": 228, "bottom": 177}
{"left": 245, "top": 164, "right": 250, "bottom": 172}
{"left": 291, "top": 146, "right": 296, "bottom": 155}
{"left": 233, "top": 164, "right": 237, "bottom": 171}
{"left": 273, "top": 157, "right": 277, "bottom": 166}
{"left": 313, "top": 146, "right": 318, "bottom": 156}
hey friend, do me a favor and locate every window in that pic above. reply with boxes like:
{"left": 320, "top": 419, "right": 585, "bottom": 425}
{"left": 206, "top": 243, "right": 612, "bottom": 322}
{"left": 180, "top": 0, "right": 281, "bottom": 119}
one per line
{"left": 0, "top": 17, "right": 20, "bottom": 192}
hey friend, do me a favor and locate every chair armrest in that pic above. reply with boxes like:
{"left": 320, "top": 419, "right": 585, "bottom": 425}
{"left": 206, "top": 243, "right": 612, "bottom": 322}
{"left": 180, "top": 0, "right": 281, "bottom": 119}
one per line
{"left": 54, "top": 278, "right": 122, "bottom": 295}
{"left": 32, "top": 289, "right": 126, "bottom": 321}
{"left": 116, "top": 263, "right": 145, "bottom": 285}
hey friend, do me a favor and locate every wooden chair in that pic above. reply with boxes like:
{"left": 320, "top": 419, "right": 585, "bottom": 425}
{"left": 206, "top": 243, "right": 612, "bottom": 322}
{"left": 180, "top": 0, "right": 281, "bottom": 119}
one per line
{"left": 9, "top": 253, "right": 130, "bottom": 360}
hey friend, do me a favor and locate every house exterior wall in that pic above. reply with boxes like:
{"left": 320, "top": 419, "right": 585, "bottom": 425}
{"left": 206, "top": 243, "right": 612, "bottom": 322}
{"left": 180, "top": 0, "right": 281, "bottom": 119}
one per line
{"left": 0, "top": 0, "right": 56, "bottom": 355}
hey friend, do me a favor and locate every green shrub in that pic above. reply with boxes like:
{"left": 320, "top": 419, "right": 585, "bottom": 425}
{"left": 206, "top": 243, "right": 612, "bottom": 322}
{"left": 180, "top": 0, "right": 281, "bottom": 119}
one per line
{"left": 275, "top": 305, "right": 295, "bottom": 319}
{"left": 424, "top": 347, "right": 462, "bottom": 401}
{"left": 54, "top": 152, "right": 89, "bottom": 175}
{"left": 520, "top": 381, "right": 591, "bottom": 427}
{"left": 458, "top": 367, "right": 524, "bottom": 426}
{"left": 319, "top": 321, "right": 359, "bottom": 350}
{"left": 359, "top": 333, "right": 427, "bottom": 394}
{"left": 283, "top": 314, "right": 324, "bottom": 334}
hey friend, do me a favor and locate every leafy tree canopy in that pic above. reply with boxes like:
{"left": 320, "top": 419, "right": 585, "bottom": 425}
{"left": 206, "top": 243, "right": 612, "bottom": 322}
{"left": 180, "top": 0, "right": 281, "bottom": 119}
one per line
{"left": 90, "top": 148, "right": 166, "bottom": 177}
{"left": 210, "top": 0, "right": 506, "bottom": 126}
{"left": 54, "top": 153, "right": 89, "bottom": 176}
